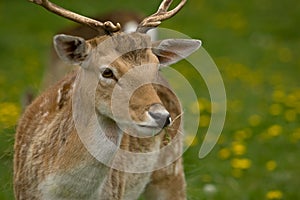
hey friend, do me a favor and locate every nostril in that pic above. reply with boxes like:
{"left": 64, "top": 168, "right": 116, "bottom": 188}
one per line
{"left": 148, "top": 104, "right": 171, "bottom": 128}
{"left": 164, "top": 115, "right": 172, "bottom": 127}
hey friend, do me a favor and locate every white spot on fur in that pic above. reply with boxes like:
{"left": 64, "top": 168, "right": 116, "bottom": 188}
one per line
{"left": 57, "top": 88, "right": 62, "bottom": 104}
{"left": 42, "top": 111, "right": 49, "bottom": 118}
{"left": 174, "top": 161, "right": 179, "bottom": 176}
{"left": 39, "top": 98, "right": 49, "bottom": 108}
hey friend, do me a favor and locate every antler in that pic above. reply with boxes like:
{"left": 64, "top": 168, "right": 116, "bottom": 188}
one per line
{"left": 136, "top": 0, "right": 187, "bottom": 33}
{"left": 29, "top": 0, "right": 121, "bottom": 34}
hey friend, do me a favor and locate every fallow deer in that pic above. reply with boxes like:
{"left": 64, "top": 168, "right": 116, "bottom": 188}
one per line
{"left": 14, "top": 0, "right": 201, "bottom": 199}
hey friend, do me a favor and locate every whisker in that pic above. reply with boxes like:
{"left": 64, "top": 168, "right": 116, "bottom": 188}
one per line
{"left": 167, "top": 127, "right": 185, "bottom": 136}
{"left": 169, "top": 111, "right": 184, "bottom": 127}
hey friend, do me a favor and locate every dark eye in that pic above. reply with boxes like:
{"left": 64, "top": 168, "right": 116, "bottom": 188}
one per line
{"left": 102, "top": 68, "right": 114, "bottom": 79}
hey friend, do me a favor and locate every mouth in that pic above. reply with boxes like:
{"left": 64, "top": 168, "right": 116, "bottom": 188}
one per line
{"left": 116, "top": 122, "right": 164, "bottom": 137}
{"left": 134, "top": 123, "right": 163, "bottom": 136}
{"left": 137, "top": 124, "right": 160, "bottom": 129}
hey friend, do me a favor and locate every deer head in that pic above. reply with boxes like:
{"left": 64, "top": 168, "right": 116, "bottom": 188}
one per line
{"left": 30, "top": 0, "right": 201, "bottom": 137}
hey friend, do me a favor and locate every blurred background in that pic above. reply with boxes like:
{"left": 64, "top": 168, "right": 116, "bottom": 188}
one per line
{"left": 0, "top": 0, "right": 299, "bottom": 199}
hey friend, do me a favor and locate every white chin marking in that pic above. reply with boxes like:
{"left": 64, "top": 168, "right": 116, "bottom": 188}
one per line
{"left": 116, "top": 123, "right": 162, "bottom": 138}
{"left": 135, "top": 125, "right": 162, "bottom": 137}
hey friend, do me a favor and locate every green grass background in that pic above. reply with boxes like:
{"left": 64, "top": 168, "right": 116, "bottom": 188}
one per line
{"left": 0, "top": 0, "right": 299, "bottom": 199}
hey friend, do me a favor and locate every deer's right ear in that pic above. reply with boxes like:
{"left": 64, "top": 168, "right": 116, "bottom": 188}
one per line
{"left": 53, "top": 34, "right": 91, "bottom": 66}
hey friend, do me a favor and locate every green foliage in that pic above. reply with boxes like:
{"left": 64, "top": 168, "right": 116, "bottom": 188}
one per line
{"left": 0, "top": 0, "right": 299, "bottom": 199}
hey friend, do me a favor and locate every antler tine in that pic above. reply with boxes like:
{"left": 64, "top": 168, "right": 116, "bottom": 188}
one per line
{"left": 157, "top": 0, "right": 173, "bottom": 12}
{"left": 136, "top": 0, "right": 187, "bottom": 33}
{"left": 29, "top": 0, "right": 121, "bottom": 34}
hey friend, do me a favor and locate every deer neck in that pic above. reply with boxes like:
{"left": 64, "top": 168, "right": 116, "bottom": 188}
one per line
{"left": 96, "top": 113, "right": 124, "bottom": 146}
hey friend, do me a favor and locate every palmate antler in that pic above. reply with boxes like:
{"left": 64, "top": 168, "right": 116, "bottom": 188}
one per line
{"left": 29, "top": 0, "right": 121, "bottom": 33}
{"left": 136, "top": 0, "right": 187, "bottom": 33}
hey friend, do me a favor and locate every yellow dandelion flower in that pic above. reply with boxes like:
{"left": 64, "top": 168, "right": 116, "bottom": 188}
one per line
{"left": 289, "top": 128, "right": 300, "bottom": 143}
{"left": 218, "top": 148, "right": 231, "bottom": 160}
{"left": 267, "top": 125, "right": 282, "bottom": 137}
{"left": 231, "top": 142, "right": 247, "bottom": 156}
{"left": 269, "top": 104, "right": 282, "bottom": 116}
{"left": 266, "top": 160, "right": 277, "bottom": 171}
{"left": 184, "top": 134, "right": 198, "bottom": 147}
{"left": 272, "top": 90, "right": 285, "bottom": 103}
{"left": 248, "top": 114, "right": 262, "bottom": 127}
{"left": 0, "top": 102, "right": 21, "bottom": 128}
{"left": 293, "top": 89, "right": 300, "bottom": 100}
{"left": 228, "top": 100, "right": 243, "bottom": 113}
{"left": 201, "top": 174, "right": 212, "bottom": 183}
{"left": 295, "top": 102, "right": 300, "bottom": 114}
{"left": 285, "top": 94, "right": 297, "bottom": 108}
{"left": 230, "top": 158, "right": 252, "bottom": 170}
{"left": 189, "top": 101, "right": 200, "bottom": 115}
{"left": 284, "top": 109, "right": 297, "bottom": 122}
{"left": 231, "top": 14, "right": 247, "bottom": 32}
{"left": 199, "top": 114, "right": 210, "bottom": 127}
{"left": 198, "top": 98, "right": 211, "bottom": 113}
{"left": 266, "top": 190, "right": 283, "bottom": 199}
{"left": 234, "top": 129, "right": 252, "bottom": 141}
{"left": 231, "top": 168, "right": 243, "bottom": 178}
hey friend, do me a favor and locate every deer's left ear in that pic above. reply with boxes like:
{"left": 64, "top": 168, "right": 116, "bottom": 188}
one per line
{"left": 152, "top": 39, "right": 201, "bottom": 67}
{"left": 53, "top": 34, "right": 91, "bottom": 66}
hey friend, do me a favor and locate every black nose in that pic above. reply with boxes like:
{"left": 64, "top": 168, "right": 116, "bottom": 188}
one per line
{"left": 148, "top": 104, "right": 171, "bottom": 128}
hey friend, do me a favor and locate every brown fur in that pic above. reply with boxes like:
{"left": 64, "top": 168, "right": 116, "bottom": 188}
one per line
{"left": 14, "top": 41, "right": 186, "bottom": 199}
